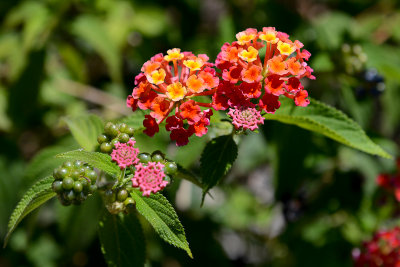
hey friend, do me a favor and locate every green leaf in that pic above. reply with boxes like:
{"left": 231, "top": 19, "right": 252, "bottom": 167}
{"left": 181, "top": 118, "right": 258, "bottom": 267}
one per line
{"left": 57, "top": 195, "right": 102, "bottom": 251}
{"left": 130, "top": 190, "right": 192, "bottom": 258}
{"left": 131, "top": 7, "right": 167, "bottom": 37}
{"left": 25, "top": 138, "right": 79, "bottom": 182}
{"left": 62, "top": 114, "right": 103, "bottom": 152}
{"left": 200, "top": 135, "right": 238, "bottom": 199}
{"left": 98, "top": 211, "right": 145, "bottom": 267}
{"left": 71, "top": 15, "right": 121, "bottom": 82}
{"left": 264, "top": 98, "right": 391, "bottom": 159}
{"left": 4, "top": 176, "right": 56, "bottom": 247}
{"left": 56, "top": 150, "right": 120, "bottom": 177}
{"left": 7, "top": 50, "right": 45, "bottom": 129}
{"left": 176, "top": 164, "right": 203, "bottom": 189}
{"left": 4, "top": 1, "right": 50, "bottom": 51}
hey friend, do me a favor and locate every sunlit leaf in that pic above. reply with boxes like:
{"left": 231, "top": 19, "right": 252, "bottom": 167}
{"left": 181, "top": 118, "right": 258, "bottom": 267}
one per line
{"left": 56, "top": 150, "right": 120, "bottom": 177}
{"left": 264, "top": 98, "right": 391, "bottom": 159}
{"left": 62, "top": 114, "right": 103, "bottom": 152}
{"left": 130, "top": 189, "right": 192, "bottom": 258}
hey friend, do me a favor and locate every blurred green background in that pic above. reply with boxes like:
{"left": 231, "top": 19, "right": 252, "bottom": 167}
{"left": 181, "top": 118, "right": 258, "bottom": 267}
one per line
{"left": 1, "top": 0, "right": 400, "bottom": 266}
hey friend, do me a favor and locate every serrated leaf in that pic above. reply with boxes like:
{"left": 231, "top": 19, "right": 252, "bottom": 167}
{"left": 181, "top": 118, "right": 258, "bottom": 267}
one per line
{"left": 130, "top": 190, "right": 192, "bottom": 258}
{"left": 4, "top": 176, "right": 56, "bottom": 247}
{"left": 200, "top": 135, "right": 238, "bottom": 199}
{"left": 56, "top": 150, "right": 120, "bottom": 177}
{"left": 62, "top": 114, "right": 103, "bottom": 152}
{"left": 264, "top": 98, "right": 391, "bottom": 159}
{"left": 98, "top": 211, "right": 145, "bottom": 267}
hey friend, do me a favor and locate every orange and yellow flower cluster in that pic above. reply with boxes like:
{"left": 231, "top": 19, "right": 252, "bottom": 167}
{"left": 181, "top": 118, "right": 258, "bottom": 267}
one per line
{"left": 214, "top": 27, "right": 314, "bottom": 113}
{"left": 127, "top": 49, "right": 218, "bottom": 146}
{"left": 127, "top": 27, "right": 315, "bottom": 145}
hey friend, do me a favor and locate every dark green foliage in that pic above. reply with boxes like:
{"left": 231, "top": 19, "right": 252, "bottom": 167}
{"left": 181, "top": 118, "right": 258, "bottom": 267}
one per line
{"left": 200, "top": 135, "right": 238, "bottom": 200}
{"left": 4, "top": 176, "right": 56, "bottom": 247}
{"left": 7, "top": 50, "right": 45, "bottom": 130}
{"left": 98, "top": 212, "right": 146, "bottom": 267}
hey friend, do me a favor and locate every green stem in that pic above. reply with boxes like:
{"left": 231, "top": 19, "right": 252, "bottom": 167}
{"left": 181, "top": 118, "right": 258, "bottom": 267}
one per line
{"left": 113, "top": 169, "right": 126, "bottom": 189}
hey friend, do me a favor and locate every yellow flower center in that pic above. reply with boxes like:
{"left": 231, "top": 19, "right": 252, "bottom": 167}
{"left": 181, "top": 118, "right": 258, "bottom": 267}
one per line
{"left": 183, "top": 59, "right": 203, "bottom": 71}
{"left": 238, "top": 46, "right": 258, "bottom": 62}
{"left": 186, "top": 75, "right": 205, "bottom": 93}
{"left": 164, "top": 48, "right": 184, "bottom": 61}
{"left": 259, "top": 32, "right": 278, "bottom": 44}
{"left": 236, "top": 32, "right": 256, "bottom": 45}
{"left": 166, "top": 82, "right": 187, "bottom": 101}
{"left": 148, "top": 69, "right": 166, "bottom": 85}
{"left": 277, "top": 41, "right": 295, "bottom": 56}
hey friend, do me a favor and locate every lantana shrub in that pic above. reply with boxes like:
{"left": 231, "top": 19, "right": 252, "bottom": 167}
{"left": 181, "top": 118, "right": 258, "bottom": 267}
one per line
{"left": 353, "top": 227, "right": 400, "bottom": 267}
{"left": 3, "top": 28, "right": 393, "bottom": 266}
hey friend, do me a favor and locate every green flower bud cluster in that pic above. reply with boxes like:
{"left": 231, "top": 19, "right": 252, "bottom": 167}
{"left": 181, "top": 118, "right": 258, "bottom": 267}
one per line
{"left": 52, "top": 160, "right": 98, "bottom": 206}
{"left": 104, "top": 188, "right": 136, "bottom": 214}
{"left": 98, "top": 122, "right": 135, "bottom": 153}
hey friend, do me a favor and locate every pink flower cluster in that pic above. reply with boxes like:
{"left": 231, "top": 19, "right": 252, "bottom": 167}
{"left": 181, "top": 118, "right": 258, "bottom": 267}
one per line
{"left": 110, "top": 139, "right": 168, "bottom": 197}
{"left": 353, "top": 227, "right": 400, "bottom": 267}
{"left": 228, "top": 107, "right": 264, "bottom": 131}
{"left": 131, "top": 162, "right": 169, "bottom": 197}
{"left": 111, "top": 140, "right": 140, "bottom": 169}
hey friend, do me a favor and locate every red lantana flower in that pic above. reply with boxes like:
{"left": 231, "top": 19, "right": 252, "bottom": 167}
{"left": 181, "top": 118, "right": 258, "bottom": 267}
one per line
{"left": 353, "top": 227, "right": 400, "bottom": 267}
{"left": 214, "top": 27, "right": 314, "bottom": 113}
{"left": 127, "top": 48, "right": 219, "bottom": 146}
{"left": 376, "top": 158, "right": 400, "bottom": 201}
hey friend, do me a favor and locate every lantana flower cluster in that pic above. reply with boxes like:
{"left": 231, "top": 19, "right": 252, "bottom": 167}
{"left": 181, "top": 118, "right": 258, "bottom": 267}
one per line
{"left": 228, "top": 107, "right": 264, "bottom": 131}
{"left": 352, "top": 227, "right": 400, "bottom": 267}
{"left": 110, "top": 139, "right": 169, "bottom": 196}
{"left": 127, "top": 48, "right": 218, "bottom": 146}
{"left": 132, "top": 162, "right": 168, "bottom": 197}
{"left": 376, "top": 158, "right": 400, "bottom": 201}
{"left": 126, "top": 27, "right": 314, "bottom": 145}
{"left": 111, "top": 139, "right": 140, "bottom": 169}
{"left": 214, "top": 27, "right": 314, "bottom": 114}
